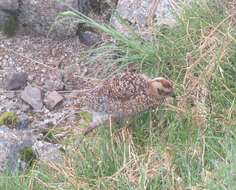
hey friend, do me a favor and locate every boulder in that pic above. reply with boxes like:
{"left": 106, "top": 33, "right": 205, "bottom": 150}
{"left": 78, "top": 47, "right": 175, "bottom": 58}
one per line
{"left": 18, "top": 0, "right": 79, "bottom": 39}
{"left": 32, "top": 141, "right": 64, "bottom": 163}
{"left": 0, "top": 0, "right": 19, "bottom": 11}
{"left": 0, "top": 126, "right": 36, "bottom": 173}
{"left": 111, "top": 0, "right": 189, "bottom": 38}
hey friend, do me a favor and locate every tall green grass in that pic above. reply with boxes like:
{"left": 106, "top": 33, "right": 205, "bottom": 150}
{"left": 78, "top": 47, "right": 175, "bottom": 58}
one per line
{"left": 0, "top": 0, "right": 235, "bottom": 189}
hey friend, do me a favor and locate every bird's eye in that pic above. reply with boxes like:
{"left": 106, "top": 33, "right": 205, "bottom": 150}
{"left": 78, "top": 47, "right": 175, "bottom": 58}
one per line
{"left": 157, "top": 89, "right": 165, "bottom": 95}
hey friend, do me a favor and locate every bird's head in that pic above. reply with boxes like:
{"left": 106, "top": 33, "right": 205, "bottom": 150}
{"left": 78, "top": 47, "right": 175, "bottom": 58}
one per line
{"left": 148, "top": 77, "right": 175, "bottom": 98}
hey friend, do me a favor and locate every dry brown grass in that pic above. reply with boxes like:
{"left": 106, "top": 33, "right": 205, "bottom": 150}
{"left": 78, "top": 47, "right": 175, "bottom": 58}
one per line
{"left": 170, "top": 21, "right": 234, "bottom": 128}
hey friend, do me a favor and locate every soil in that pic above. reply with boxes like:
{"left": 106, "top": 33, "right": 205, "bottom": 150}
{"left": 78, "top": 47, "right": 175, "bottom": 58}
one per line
{"left": 0, "top": 31, "right": 99, "bottom": 139}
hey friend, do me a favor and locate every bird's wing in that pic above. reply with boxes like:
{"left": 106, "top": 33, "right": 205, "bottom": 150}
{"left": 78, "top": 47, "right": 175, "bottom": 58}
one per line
{"left": 102, "top": 72, "right": 148, "bottom": 101}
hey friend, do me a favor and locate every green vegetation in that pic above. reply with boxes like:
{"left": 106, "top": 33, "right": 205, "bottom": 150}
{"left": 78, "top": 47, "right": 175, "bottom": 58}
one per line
{"left": 20, "top": 147, "right": 37, "bottom": 167}
{"left": 0, "top": 15, "right": 18, "bottom": 37}
{"left": 0, "top": 0, "right": 236, "bottom": 189}
{"left": 0, "top": 112, "right": 17, "bottom": 127}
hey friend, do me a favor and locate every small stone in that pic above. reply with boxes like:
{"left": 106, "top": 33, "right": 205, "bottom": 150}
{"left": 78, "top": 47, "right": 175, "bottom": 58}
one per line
{"left": 21, "top": 85, "right": 43, "bottom": 111}
{"left": 18, "top": 161, "right": 27, "bottom": 171}
{"left": 79, "top": 31, "right": 101, "bottom": 46}
{"left": 28, "top": 75, "right": 34, "bottom": 82}
{"left": 43, "top": 71, "right": 64, "bottom": 91}
{"left": 41, "top": 69, "right": 46, "bottom": 73}
{"left": 43, "top": 79, "right": 65, "bottom": 91}
{"left": 16, "top": 119, "right": 30, "bottom": 130}
{"left": 44, "top": 91, "right": 63, "bottom": 110}
{"left": 5, "top": 72, "right": 28, "bottom": 90}
{"left": 21, "top": 104, "right": 30, "bottom": 112}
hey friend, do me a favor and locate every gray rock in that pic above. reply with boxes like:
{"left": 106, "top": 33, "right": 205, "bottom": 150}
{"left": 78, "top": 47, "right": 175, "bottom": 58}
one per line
{"left": 5, "top": 72, "right": 28, "bottom": 90}
{"left": 0, "top": 0, "right": 19, "bottom": 36}
{"left": 21, "top": 85, "right": 43, "bottom": 111}
{"left": 43, "top": 70, "right": 65, "bottom": 91}
{"left": 111, "top": 0, "right": 189, "bottom": 38}
{"left": 0, "top": 0, "right": 19, "bottom": 11}
{"left": 43, "top": 79, "right": 65, "bottom": 91}
{"left": 79, "top": 31, "right": 101, "bottom": 46}
{"left": 31, "top": 110, "right": 70, "bottom": 129}
{"left": 0, "top": 126, "right": 36, "bottom": 173}
{"left": 78, "top": 0, "right": 94, "bottom": 15}
{"left": 32, "top": 141, "right": 64, "bottom": 163}
{"left": 18, "top": 0, "right": 79, "bottom": 39}
{"left": 78, "top": 0, "right": 117, "bottom": 16}
{"left": 44, "top": 91, "right": 63, "bottom": 110}
{"left": 0, "top": 10, "right": 10, "bottom": 28}
{"left": 16, "top": 118, "right": 30, "bottom": 130}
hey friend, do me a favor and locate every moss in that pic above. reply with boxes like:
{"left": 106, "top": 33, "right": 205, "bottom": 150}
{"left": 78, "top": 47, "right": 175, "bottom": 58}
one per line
{"left": 80, "top": 111, "right": 92, "bottom": 124}
{"left": 2, "top": 15, "right": 18, "bottom": 37}
{"left": 19, "top": 147, "right": 37, "bottom": 166}
{"left": 0, "top": 112, "right": 17, "bottom": 127}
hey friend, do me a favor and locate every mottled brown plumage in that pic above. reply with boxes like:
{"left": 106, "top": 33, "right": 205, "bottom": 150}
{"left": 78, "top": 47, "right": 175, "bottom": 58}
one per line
{"left": 73, "top": 72, "right": 174, "bottom": 134}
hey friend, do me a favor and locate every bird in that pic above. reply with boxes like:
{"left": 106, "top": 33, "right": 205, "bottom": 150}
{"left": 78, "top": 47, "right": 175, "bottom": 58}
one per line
{"left": 68, "top": 72, "right": 174, "bottom": 135}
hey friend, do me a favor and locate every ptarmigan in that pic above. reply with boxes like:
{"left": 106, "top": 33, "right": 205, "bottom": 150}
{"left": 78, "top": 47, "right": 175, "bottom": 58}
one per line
{"left": 69, "top": 72, "right": 174, "bottom": 135}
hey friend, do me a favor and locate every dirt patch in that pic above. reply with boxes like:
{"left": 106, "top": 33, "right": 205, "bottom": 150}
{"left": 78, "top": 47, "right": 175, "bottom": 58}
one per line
{"left": 0, "top": 32, "right": 100, "bottom": 137}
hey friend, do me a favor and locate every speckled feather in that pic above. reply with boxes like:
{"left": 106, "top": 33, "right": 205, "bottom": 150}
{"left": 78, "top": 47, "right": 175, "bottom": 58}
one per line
{"left": 81, "top": 72, "right": 168, "bottom": 117}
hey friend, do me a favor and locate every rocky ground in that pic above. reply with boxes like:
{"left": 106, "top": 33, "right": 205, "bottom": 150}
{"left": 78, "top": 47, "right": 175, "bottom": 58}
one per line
{"left": 0, "top": 32, "right": 98, "bottom": 172}
{"left": 0, "top": 22, "right": 104, "bottom": 173}
{"left": 0, "top": 33, "right": 95, "bottom": 127}
{"left": 0, "top": 0, "right": 188, "bottom": 174}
